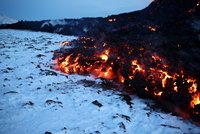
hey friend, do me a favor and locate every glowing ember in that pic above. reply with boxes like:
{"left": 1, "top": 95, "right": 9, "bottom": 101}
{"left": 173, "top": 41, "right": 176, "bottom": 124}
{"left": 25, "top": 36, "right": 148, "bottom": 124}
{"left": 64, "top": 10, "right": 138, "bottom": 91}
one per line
{"left": 60, "top": 41, "right": 70, "bottom": 46}
{"left": 100, "top": 54, "right": 108, "bottom": 61}
{"left": 118, "top": 75, "right": 125, "bottom": 83}
{"left": 158, "top": 70, "right": 172, "bottom": 88}
{"left": 148, "top": 26, "right": 157, "bottom": 32}
{"left": 173, "top": 82, "right": 178, "bottom": 92}
{"left": 154, "top": 91, "right": 163, "bottom": 96}
{"left": 191, "top": 92, "right": 200, "bottom": 108}
{"left": 187, "top": 79, "right": 197, "bottom": 93}
{"left": 131, "top": 60, "right": 144, "bottom": 73}
{"left": 99, "top": 49, "right": 110, "bottom": 62}
{"left": 152, "top": 55, "right": 161, "bottom": 62}
{"left": 108, "top": 18, "right": 116, "bottom": 22}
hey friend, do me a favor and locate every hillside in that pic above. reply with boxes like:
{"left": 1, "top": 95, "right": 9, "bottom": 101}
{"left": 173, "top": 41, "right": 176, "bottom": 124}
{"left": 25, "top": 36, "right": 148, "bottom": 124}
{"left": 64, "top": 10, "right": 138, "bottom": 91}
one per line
{"left": 1, "top": 0, "right": 200, "bottom": 123}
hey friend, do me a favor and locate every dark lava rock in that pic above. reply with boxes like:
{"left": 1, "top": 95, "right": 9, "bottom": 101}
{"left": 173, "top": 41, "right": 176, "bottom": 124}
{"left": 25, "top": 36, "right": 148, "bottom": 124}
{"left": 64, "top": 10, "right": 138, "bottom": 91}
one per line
{"left": 92, "top": 100, "right": 103, "bottom": 107}
{"left": 44, "top": 131, "right": 52, "bottom": 134}
{"left": 4, "top": 91, "right": 18, "bottom": 95}
{"left": 24, "top": 101, "right": 34, "bottom": 106}
{"left": 117, "top": 94, "right": 133, "bottom": 108}
{"left": 45, "top": 100, "right": 62, "bottom": 105}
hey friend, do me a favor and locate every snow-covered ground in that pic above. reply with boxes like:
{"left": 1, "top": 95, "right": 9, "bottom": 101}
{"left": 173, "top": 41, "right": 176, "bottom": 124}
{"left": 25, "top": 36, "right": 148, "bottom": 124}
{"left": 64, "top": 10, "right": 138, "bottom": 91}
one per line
{"left": 0, "top": 29, "right": 199, "bottom": 134}
{"left": 41, "top": 20, "right": 69, "bottom": 28}
{"left": 0, "top": 16, "right": 17, "bottom": 25}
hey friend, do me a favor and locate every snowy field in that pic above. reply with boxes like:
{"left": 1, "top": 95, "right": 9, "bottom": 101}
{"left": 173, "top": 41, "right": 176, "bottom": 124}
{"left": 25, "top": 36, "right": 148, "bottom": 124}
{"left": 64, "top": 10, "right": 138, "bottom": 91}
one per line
{"left": 0, "top": 29, "right": 199, "bottom": 134}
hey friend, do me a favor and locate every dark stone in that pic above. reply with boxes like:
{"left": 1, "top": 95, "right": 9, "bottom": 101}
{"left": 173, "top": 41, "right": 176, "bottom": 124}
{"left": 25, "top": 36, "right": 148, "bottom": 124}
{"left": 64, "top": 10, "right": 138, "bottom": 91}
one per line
{"left": 117, "top": 94, "right": 132, "bottom": 108}
{"left": 44, "top": 131, "right": 52, "bottom": 134}
{"left": 92, "top": 100, "right": 103, "bottom": 107}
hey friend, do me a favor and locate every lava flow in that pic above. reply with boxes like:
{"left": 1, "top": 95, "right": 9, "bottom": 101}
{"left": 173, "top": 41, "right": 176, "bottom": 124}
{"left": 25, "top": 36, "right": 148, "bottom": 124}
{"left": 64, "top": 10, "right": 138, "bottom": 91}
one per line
{"left": 53, "top": 37, "right": 200, "bottom": 122}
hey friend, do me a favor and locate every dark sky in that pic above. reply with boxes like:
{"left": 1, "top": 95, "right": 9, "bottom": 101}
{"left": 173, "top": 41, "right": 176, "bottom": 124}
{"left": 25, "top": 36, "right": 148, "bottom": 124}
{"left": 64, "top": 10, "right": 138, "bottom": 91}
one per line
{"left": 0, "top": 0, "right": 152, "bottom": 21}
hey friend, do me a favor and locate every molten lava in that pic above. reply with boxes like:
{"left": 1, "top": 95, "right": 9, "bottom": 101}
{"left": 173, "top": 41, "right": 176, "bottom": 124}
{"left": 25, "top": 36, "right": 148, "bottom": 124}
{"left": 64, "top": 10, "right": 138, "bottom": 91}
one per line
{"left": 54, "top": 37, "right": 200, "bottom": 121}
{"left": 191, "top": 92, "right": 200, "bottom": 108}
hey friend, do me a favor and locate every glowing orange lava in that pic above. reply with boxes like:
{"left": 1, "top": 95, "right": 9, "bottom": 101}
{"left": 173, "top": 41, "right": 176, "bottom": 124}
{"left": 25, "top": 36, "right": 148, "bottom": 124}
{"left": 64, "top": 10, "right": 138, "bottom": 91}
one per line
{"left": 191, "top": 92, "right": 200, "bottom": 108}
{"left": 54, "top": 39, "right": 199, "bottom": 115}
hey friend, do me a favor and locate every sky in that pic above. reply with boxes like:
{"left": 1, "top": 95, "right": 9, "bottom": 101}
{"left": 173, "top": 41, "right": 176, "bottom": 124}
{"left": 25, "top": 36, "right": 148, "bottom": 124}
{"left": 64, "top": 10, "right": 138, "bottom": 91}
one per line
{"left": 0, "top": 0, "right": 152, "bottom": 21}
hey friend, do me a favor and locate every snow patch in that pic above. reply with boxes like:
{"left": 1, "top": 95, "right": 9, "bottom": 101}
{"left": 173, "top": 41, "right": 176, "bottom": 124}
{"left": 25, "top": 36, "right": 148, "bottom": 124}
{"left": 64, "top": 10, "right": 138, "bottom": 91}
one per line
{"left": 41, "top": 19, "right": 69, "bottom": 28}
{"left": 0, "top": 16, "right": 17, "bottom": 25}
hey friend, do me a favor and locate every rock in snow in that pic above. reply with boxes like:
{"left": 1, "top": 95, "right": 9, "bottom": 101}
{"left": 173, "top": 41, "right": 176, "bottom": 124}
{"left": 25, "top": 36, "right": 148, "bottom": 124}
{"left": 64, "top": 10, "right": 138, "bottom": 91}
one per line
{"left": 0, "top": 29, "right": 199, "bottom": 134}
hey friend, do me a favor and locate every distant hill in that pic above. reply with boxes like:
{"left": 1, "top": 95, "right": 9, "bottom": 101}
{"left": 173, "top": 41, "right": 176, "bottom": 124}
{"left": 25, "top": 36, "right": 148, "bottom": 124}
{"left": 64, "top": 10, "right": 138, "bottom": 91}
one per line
{"left": 0, "top": 15, "right": 17, "bottom": 25}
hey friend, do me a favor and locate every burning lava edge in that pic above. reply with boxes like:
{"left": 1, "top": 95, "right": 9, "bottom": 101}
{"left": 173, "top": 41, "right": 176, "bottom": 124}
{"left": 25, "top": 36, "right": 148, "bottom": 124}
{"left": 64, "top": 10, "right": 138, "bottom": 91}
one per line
{"left": 53, "top": 37, "right": 200, "bottom": 123}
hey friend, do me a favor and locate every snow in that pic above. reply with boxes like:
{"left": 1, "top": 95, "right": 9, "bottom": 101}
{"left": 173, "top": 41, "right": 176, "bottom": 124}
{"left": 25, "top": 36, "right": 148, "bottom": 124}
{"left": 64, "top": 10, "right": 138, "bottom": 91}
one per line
{"left": 0, "top": 29, "right": 199, "bottom": 134}
{"left": 0, "top": 16, "right": 17, "bottom": 25}
{"left": 41, "top": 20, "right": 69, "bottom": 28}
